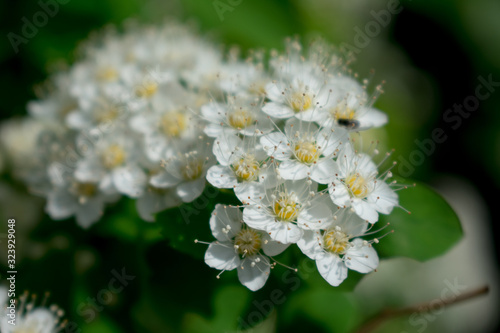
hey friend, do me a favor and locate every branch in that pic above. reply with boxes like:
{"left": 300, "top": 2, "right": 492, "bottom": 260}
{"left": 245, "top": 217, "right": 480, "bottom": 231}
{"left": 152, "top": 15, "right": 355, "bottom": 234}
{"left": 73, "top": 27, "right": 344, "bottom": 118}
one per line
{"left": 354, "top": 285, "right": 489, "bottom": 333}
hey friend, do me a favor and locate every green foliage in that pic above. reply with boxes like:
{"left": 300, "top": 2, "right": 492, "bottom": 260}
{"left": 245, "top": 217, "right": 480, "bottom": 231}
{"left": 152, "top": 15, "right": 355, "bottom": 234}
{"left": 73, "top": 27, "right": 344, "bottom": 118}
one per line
{"left": 377, "top": 181, "right": 463, "bottom": 261}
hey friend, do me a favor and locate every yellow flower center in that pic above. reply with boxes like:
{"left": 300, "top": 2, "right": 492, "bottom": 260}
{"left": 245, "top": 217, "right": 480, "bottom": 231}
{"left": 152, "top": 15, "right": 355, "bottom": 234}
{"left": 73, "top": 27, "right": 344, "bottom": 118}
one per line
{"left": 332, "top": 105, "right": 356, "bottom": 121}
{"left": 94, "top": 107, "right": 120, "bottom": 123}
{"left": 74, "top": 182, "right": 97, "bottom": 197}
{"left": 290, "top": 92, "right": 313, "bottom": 112}
{"left": 234, "top": 229, "right": 262, "bottom": 256}
{"left": 135, "top": 81, "right": 158, "bottom": 98}
{"left": 345, "top": 174, "right": 370, "bottom": 198}
{"left": 273, "top": 193, "right": 300, "bottom": 221}
{"left": 96, "top": 67, "right": 118, "bottom": 82}
{"left": 323, "top": 229, "right": 350, "bottom": 254}
{"left": 161, "top": 112, "right": 187, "bottom": 137}
{"left": 294, "top": 141, "right": 320, "bottom": 164}
{"left": 181, "top": 159, "right": 204, "bottom": 181}
{"left": 231, "top": 155, "right": 260, "bottom": 181}
{"left": 228, "top": 109, "right": 254, "bottom": 129}
{"left": 102, "top": 144, "right": 126, "bottom": 169}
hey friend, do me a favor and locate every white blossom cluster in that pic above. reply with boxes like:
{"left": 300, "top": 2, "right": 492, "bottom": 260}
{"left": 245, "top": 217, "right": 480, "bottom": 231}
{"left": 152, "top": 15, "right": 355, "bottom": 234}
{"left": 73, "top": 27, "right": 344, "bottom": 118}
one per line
{"left": 8, "top": 22, "right": 400, "bottom": 290}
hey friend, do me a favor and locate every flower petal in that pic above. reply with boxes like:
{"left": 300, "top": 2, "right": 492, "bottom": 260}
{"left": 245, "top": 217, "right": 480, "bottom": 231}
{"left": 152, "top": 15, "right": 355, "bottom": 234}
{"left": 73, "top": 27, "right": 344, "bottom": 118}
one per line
{"left": 113, "top": 165, "right": 147, "bottom": 198}
{"left": 210, "top": 204, "right": 243, "bottom": 241}
{"left": 176, "top": 177, "right": 206, "bottom": 203}
{"left": 297, "top": 230, "right": 323, "bottom": 259}
{"left": 345, "top": 238, "right": 379, "bottom": 273}
{"left": 205, "top": 242, "right": 240, "bottom": 271}
{"left": 310, "top": 158, "right": 337, "bottom": 184}
{"left": 150, "top": 170, "right": 180, "bottom": 188}
{"left": 316, "top": 253, "right": 348, "bottom": 287}
{"left": 262, "top": 102, "right": 294, "bottom": 119}
{"left": 206, "top": 165, "right": 238, "bottom": 189}
{"left": 213, "top": 133, "right": 241, "bottom": 165}
{"left": 266, "top": 221, "right": 303, "bottom": 244}
{"left": 238, "top": 254, "right": 270, "bottom": 291}
{"left": 356, "top": 107, "right": 388, "bottom": 130}
{"left": 235, "top": 182, "right": 266, "bottom": 205}
{"left": 351, "top": 199, "right": 379, "bottom": 223}
{"left": 261, "top": 233, "right": 290, "bottom": 256}
{"left": 278, "top": 160, "right": 310, "bottom": 180}
{"left": 260, "top": 132, "right": 291, "bottom": 159}
{"left": 242, "top": 206, "right": 274, "bottom": 230}
{"left": 76, "top": 198, "right": 104, "bottom": 228}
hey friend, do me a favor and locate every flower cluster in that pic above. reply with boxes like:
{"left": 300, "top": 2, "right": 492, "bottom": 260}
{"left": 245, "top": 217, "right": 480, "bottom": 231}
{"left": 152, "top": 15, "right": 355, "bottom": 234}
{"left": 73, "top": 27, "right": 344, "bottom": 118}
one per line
{"left": 199, "top": 42, "right": 399, "bottom": 289}
{"left": 11, "top": 22, "right": 400, "bottom": 290}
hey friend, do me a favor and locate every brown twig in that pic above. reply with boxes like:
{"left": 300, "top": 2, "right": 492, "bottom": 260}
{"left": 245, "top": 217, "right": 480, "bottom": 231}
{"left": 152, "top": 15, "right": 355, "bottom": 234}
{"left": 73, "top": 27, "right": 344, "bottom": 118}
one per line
{"left": 354, "top": 285, "right": 489, "bottom": 333}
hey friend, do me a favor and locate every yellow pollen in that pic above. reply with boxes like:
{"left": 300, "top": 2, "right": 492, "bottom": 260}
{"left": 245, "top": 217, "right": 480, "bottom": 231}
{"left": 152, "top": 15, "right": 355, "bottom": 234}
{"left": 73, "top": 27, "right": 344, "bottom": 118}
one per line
{"left": 231, "top": 156, "right": 260, "bottom": 181}
{"left": 290, "top": 92, "right": 312, "bottom": 112}
{"left": 273, "top": 194, "right": 300, "bottom": 221}
{"left": 74, "top": 182, "right": 97, "bottom": 197}
{"left": 294, "top": 141, "right": 320, "bottom": 164}
{"left": 102, "top": 144, "right": 126, "bottom": 169}
{"left": 94, "top": 107, "right": 119, "bottom": 123}
{"left": 323, "top": 229, "right": 350, "bottom": 254}
{"left": 332, "top": 105, "right": 356, "bottom": 121}
{"left": 161, "top": 112, "right": 187, "bottom": 137}
{"left": 345, "top": 174, "right": 370, "bottom": 198}
{"left": 96, "top": 67, "right": 118, "bottom": 82}
{"left": 228, "top": 109, "right": 254, "bottom": 129}
{"left": 135, "top": 81, "right": 158, "bottom": 98}
{"left": 181, "top": 159, "right": 203, "bottom": 181}
{"left": 234, "top": 229, "right": 262, "bottom": 256}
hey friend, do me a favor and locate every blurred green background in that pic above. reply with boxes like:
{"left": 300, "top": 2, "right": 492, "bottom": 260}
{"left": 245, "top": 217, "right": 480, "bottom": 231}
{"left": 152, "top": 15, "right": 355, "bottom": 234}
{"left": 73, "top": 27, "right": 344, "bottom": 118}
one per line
{"left": 0, "top": 0, "right": 499, "bottom": 332}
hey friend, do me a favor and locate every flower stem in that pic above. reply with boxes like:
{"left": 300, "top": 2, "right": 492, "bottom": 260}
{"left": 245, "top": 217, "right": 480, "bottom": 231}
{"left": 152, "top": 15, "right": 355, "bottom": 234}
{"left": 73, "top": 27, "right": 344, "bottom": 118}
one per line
{"left": 354, "top": 285, "right": 489, "bottom": 333}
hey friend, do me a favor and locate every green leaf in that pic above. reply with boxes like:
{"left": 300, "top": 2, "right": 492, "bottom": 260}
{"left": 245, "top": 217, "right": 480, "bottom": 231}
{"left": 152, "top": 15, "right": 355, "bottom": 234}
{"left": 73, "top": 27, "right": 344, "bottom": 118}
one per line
{"left": 95, "top": 198, "right": 163, "bottom": 243}
{"left": 182, "top": 285, "right": 252, "bottom": 333}
{"left": 376, "top": 181, "right": 462, "bottom": 261}
{"left": 282, "top": 288, "right": 360, "bottom": 333}
{"left": 81, "top": 316, "right": 122, "bottom": 333}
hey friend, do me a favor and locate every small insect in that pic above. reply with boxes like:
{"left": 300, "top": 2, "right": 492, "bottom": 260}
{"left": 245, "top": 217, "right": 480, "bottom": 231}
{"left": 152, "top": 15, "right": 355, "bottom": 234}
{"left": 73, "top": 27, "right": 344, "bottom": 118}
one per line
{"left": 337, "top": 118, "right": 360, "bottom": 130}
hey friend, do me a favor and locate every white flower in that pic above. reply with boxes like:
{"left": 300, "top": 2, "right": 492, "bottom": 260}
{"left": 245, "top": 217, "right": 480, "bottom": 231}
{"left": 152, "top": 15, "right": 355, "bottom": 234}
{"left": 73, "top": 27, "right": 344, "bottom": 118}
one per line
{"left": 242, "top": 179, "right": 333, "bottom": 244}
{"left": 262, "top": 73, "right": 330, "bottom": 122}
{"left": 201, "top": 95, "right": 273, "bottom": 137}
{"left": 66, "top": 92, "right": 126, "bottom": 131}
{"left": 207, "top": 132, "right": 276, "bottom": 201}
{"left": 297, "top": 208, "right": 379, "bottom": 286}
{"left": 150, "top": 138, "right": 215, "bottom": 203}
{"left": 260, "top": 118, "right": 348, "bottom": 182}
{"left": 130, "top": 82, "right": 200, "bottom": 162}
{"left": 328, "top": 142, "right": 398, "bottom": 223}
{"left": 203, "top": 204, "right": 289, "bottom": 291}
{"left": 318, "top": 76, "right": 388, "bottom": 131}
{"left": 68, "top": 53, "right": 133, "bottom": 106}
{"left": 120, "top": 66, "right": 176, "bottom": 112}
{"left": 74, "top": 127, "right": 147, "bottom": 198}
{"left": 45, "top": 169, "right": 120, "bottom": 228}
